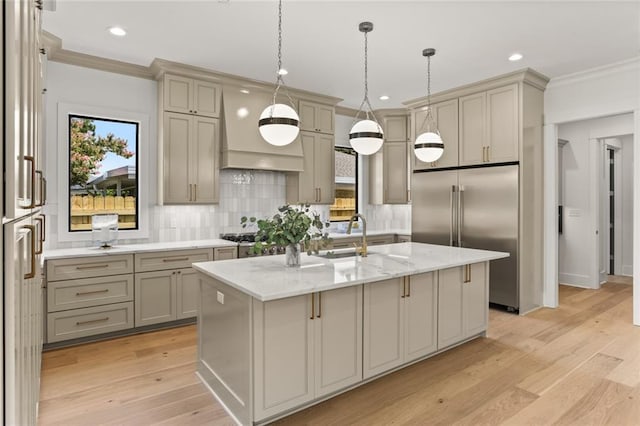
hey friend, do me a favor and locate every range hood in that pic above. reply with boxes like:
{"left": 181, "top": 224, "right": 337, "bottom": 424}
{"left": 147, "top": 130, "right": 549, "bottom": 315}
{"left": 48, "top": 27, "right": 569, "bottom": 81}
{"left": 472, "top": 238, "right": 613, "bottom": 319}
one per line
{"left": 221, "top": 89, "right": 304, "bottom": 172}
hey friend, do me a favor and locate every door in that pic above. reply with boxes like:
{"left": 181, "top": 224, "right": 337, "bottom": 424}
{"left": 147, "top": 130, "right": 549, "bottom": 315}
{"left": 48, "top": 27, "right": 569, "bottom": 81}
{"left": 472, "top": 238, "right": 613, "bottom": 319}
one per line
{"left": 176, "top": 268, "right": 199, "bottom": 319}
{"left": 164, "top": 74, "right": 192, "bottom": 114}
{"left": 463, "top": 262, "right": 488, "bottom": 337}
{"left": 411, "top": 170, "right": 458, "bottom": 246}
{"left": 314, "top": 286, "right": 362, "bottom": 397}
{"left": 314, "top": 134, "right": 334, "bottom": 204}
{"left": 297, "top": 132, "right": 317, "bottom": 203}
{"left": 437, "top": 267, "right": 464, "bottom": 349}
{"left": 486, "top": 84, "right": 518, "bottom": 163}
{"left": 414, "top": 99, "right": 459, "bottom": 170}
{"left": 383, "top": 141, "right": 409, "bottom": 204}
{"left": 459, "top": 92, "right": 486, "bottom": 166}
{"left": 405, "top": 273, "right": 438, "bottom": 362}
{"left": 191, "top": 116, "right": 218, "bottom": 203}
{"left": 363, "top": 278, "right": 404, "bottom": 379}
{"left": 458, "top": 165, "right": 519, "bottom": 309}
{"left": 163, "top": 112, "right": 192, "bottom": 204}
{"left": 193, "top": 80, "right": 220, "bottom": 117}
{"left": 134, "top": 270, "right": 176, "bottom": 326}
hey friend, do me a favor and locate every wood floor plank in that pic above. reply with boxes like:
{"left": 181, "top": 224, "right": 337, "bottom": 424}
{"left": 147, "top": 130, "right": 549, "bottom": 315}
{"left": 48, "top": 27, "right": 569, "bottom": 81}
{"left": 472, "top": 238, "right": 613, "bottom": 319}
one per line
{"left": 452, "top": 387, "right": 539, "bottom": 426}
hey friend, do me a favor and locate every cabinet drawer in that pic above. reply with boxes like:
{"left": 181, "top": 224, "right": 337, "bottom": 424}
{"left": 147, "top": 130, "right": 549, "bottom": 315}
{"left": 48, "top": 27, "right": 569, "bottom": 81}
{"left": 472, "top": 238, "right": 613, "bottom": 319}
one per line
{"left": 47, "top": 255, "right": 134, "bottom": 281}
{"left": 47, "top": 302, "right": 134, "bottom": 343}
{"left": 135, "top": 249, "right": 213, "bottom": 272}
{"left": 214, "top": 246, "right": 238, "bottom": 260}
{"left": 47, "top": 275, "right": 134, "bottom": 312}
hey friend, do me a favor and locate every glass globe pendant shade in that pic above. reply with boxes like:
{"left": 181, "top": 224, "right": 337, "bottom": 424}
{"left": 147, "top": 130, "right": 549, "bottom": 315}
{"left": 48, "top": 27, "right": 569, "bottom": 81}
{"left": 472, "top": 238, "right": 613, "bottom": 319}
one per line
{"left": 349, "top": 119, "right": 384, "bottom": 155}
{"left": 414, "top": 131, "right": 444, "bottom": 163}
{"left": 259, "top": 103, "right": 300, "bottom": 146}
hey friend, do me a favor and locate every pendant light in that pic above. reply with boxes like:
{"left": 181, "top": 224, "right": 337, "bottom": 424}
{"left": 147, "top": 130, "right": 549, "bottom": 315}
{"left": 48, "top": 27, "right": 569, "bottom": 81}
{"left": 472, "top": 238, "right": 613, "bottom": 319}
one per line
{"left": 258, "top": 0, "right": 300, "bottom": 146}
{"left": 414, "top": 48, "right": 444, "bottom": 163}
{"left": 349, "top": 22, "right": 383, "bottom": 156}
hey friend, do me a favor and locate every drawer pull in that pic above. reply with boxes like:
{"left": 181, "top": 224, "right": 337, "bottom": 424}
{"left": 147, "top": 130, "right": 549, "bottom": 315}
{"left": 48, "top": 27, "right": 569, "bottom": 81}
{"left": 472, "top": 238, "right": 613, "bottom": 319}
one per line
{"left": 76, "top": 289, "right": 109, "bottom": 296}
{"left": 76, "top": 264, "right": 109, "bottom": 270}
{"left": 162, "top": 257, "right": 189, "bottom": 262}
{"left": 76, "top": 317, "right": 109, "bottom": 326}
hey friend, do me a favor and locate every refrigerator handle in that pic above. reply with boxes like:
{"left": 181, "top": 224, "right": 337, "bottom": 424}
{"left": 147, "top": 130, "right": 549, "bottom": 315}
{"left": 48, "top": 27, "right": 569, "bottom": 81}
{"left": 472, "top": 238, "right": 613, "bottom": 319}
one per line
{"left": 450, "top": 185, "right": 456, "bottom": 246}
{"left": 458, "top": 185, "right": 465, "bottom": 247}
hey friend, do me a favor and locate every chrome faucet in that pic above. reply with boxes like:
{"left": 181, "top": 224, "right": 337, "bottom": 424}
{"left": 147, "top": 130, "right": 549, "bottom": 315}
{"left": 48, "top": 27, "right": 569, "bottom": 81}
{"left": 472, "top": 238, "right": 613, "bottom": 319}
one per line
{"left": 347, "top": 213, "right": 367, "bottom": 257}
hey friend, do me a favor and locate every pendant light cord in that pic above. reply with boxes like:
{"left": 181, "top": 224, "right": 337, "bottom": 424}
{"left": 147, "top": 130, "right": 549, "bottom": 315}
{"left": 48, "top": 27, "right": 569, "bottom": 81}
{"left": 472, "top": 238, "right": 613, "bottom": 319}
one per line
{"left": 418, "top": 52, "right": 437, "bottom": 133}
{"left": 353, "top": 25, "right": 380, "bottom": 128}
{"left": 270, "top": 0, "right": 296, "bottom": 113}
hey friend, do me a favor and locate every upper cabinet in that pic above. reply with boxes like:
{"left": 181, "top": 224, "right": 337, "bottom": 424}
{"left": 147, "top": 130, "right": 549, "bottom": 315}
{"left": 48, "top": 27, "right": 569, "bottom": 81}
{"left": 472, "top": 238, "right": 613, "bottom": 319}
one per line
{"left": 413, "top": 99, "right": 459, "bottom": 171}
{"left": 286, "top": 131, "right": 335, "bottom": 204}
{"left": 163, "top": 74, "right": 221, "bottom": 118}
{"left": 299, "top": 100, "right": 334, "bottom": 134}
{"left": 369, "top": 114, "right": 411, "bottom": 205}
{"left": 459, "top": 83, "right": 518, "bottom": 166}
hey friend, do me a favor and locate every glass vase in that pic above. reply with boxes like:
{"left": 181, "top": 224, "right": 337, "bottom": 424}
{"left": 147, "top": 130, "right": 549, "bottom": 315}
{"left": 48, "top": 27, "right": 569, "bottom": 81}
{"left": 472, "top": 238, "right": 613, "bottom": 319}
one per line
{"left": 285, "top": 243, "right": 301, "bottom": 267}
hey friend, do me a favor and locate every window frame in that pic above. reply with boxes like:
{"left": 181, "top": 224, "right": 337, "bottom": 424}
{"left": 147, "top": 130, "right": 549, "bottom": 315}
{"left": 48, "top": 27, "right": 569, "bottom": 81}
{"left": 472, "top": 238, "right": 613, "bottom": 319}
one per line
{"left": 331, "top": 146, "right": 359, "bottom": 222}
{"left": 57, "top": 103, "right": 150, "bottom": 243}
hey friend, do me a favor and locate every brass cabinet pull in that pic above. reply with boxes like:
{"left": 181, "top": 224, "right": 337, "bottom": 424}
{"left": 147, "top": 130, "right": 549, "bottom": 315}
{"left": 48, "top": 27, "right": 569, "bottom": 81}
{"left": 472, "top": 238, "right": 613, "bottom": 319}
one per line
{"left": 482, "top": 147, "right": 486, "bottom": 162}
{"left": 310, "top": 293, "right": 315, "bottom": 320}
{"left": 35, "top": 170, "right": 44, "bottom": 206}
{"left": 317, "top": 293, "right": 322, "bottom": 318}
{"left": 318, "top": 188, "right": 321, "bottom": 202}
{"left": 401, "top": 280, "right": 406, "bottom": 298}
{"left": 41, "top": 214, "right": 46, "bottom": 241}
{"left": 34, "top": 217, "right": 44, "bottom": 254}
{"left": 407, "top": 279, "right": 411, "bottom": 298}
{"left": 188, "top": 184, "right": 193, "bottom": 201}
{"left": 464, "top": 264, "right": 471, "bottom": 283}
{"left": 42, "top": 177, "right": 47, "bottom": 205}
{"left": 23, "top": 225, "right": 36, "bottom": 279}
{"left": 487, "top": 146, "right": 490, "bottom": 162}
{"left": 24, "top": 155, "right": 36, "bottom": 208}
{"left": 76, "top": 317, "right": 109, "bottom": 326}
{"left": 76, "top": 264, "right": 109, "bottom": 270}
{"left": 193, "top": 184, "right": 197, "bottom": 201}
{"left": 76, "top": 289, "right": 109, "bottom": 296}
{"left": 162, "top": 257, "right": 189, "bottom": 262}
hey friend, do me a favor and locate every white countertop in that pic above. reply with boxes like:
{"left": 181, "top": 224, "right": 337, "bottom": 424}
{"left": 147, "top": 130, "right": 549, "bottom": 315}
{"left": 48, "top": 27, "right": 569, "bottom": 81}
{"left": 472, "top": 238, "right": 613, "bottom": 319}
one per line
{"left": 327, "top": 229, "right": 410, "bottom": 239}
{"left": 43, "top": 239, "right": 238, "bottom": 260}
{"left": 193, "top": 242, "right": 509, "bottom": 301}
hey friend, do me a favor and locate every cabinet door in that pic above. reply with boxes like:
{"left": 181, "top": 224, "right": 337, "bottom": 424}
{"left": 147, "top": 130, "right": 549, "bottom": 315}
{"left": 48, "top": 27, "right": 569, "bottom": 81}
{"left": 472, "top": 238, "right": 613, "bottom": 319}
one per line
{"left": 134, "top": 270, "right": 176, "bottom": 326}
{"left": 437, "top": 267, "right": 464, "bottom": 349}
{"left": 405, "top": 273, "right": 438, "bottom": 362}
{"left": 299, "top": 101, "right": 334, "bottom": 134}
{"left": 459, "top": 92, "right": 486, "bottom": 166}
{"left": 163, "top": 112, "right": 192, "bottom": 204}
{"left": 176, "top": 268, "right": 199, "bottom": 319}
{"left": 295, "top": 132, "right": 317, "bottom": 203}
{"left": 193, "top": 80, "right": 221, "bottom": 118}
{"left": 253, "top": 294, "right": 314, "bottom": 421}
{"left": 383, "top": 141, "right": 409, "bottom": 204}
{"left": 164, "top": 74, "right": 192, "bottom": 114}
{"left": 191, "top": 116, "right": 219, "bottom": 203}
{"left": 416, "top": 99, "right": 459, "bottom": 170}
{"left": 464, "top": 262, "right": 488, "bottom": 338}
{"left": 314, "top": 134, "right": 335, "bottom": 204}
{"left": 487, "top": 84, "right": 518, "bottom": 163}
{"left": 314, "top": 286, "right": 363, "bottom": 397}
{"left": 363, "top": 278, "right": 404, "bottom": 379}
{"left": 383, "top": 116, "right": 407, "bottom": 141}
{"left": 315, "top": 105, "right": 334, "bottom": 134}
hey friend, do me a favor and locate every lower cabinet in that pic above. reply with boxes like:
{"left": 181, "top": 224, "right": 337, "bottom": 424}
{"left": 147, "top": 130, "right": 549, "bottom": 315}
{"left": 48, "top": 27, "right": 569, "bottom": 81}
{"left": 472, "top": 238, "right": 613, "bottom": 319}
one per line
{"left": 253, "top": 285, "right": 362, "bottom": 422}
{"left": 363, "top": 273, "right": 438, "bottom": 379}
{"left": 437, "top": 262, "right": 487, "bottom": 350}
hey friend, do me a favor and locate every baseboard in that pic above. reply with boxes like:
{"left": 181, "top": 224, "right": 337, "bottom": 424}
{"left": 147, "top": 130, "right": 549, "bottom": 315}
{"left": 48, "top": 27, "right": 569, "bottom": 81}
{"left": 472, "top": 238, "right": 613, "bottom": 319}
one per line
{"left": 622, "top": 265, "right": 634, "bottom": 276}
{"left": 559, "top": 272, "right": 594, "bottom": 288}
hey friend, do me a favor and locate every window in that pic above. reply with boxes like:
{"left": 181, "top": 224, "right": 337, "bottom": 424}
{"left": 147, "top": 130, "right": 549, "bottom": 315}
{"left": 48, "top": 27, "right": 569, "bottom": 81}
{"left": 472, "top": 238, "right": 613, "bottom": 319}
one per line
{"left": 330, "top": 147, "right": 358, "bottom": 221}
{"left": 68, "top": 115, "right": 139, "bottom": 232}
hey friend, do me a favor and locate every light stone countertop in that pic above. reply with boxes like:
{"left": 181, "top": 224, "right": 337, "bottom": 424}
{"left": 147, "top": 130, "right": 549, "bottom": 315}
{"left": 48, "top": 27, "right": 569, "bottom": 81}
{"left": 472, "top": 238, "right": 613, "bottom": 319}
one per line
{"left": 193, "top": 242, "right": 509, "bottom": 301}
{"left": 327, "top": 229, "right": 410, "bottom": 238}
{"left": 43, "top": 239, "right": 238, "bottom": 260}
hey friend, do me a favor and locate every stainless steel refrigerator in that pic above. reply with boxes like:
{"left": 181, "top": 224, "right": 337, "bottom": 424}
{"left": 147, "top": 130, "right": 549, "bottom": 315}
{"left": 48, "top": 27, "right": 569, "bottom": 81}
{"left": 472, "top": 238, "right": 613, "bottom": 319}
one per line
{"left": 412, "top": 164, "right": 519, "bottom": 311}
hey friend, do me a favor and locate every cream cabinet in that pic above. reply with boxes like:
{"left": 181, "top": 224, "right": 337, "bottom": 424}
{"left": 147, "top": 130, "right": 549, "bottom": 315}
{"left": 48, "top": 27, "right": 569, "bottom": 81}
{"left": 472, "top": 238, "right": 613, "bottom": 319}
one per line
{"left": 413, "top": 99, "right": 459, "bottom": 170}
{"left": 286, "top": 131, "right": 335, "bottom": 204}
{"left": 163, "top": 74, "right": 221, "bottom": 118}
{"left": 253, "top": 285, "right": 362, "bottom": 421}
{"left": 214, "top": 246, "right": 238, "bottom": 260}
{"left": 369, "top": 115, "right": 411, "bottom": 205}
{"left": 437, "top": 262, "right": 487, "bottom": 349}
{"left": 459, "top": 84, "right": 518, "bottom": 166}
{"left": 298, "top": 100, "right": 334, "bottom": 134}
{"left": 163, "top": 112, "right": 219, "bottom": 204}
{"left": 362, "top": 273, "right": 437, "bottom": 379}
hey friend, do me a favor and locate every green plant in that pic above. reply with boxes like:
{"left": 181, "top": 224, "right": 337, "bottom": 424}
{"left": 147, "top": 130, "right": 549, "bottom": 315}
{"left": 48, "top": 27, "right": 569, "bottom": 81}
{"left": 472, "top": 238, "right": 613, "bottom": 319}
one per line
{"left": 241, "top": 204, "right": 331, "bottom": 255}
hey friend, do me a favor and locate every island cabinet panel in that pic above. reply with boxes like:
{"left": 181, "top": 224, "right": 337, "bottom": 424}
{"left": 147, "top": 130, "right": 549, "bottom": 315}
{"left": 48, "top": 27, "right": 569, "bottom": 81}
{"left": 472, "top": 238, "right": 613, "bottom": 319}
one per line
{"left": 253, "top": 286, "right": 363, "bottom": 421}
{"left": 134, "top": 270, "right": 177, "bottom": 326}
{"left": 363, "top": 278, "right": 404, "bottom": 379}
{"left": 437, "top": 262, "right": 488, "bottom": 350}
{"left": 253, "top": 294, "right": 315, "bottom": 421}
{"left": 404, "top": 272, "right": 438, "bottom": 361}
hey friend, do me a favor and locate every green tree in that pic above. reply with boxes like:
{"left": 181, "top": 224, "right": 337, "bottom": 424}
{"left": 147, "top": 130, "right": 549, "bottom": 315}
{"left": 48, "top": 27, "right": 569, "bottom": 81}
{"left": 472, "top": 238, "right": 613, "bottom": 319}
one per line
{"left": 70, "top": 117, "right": 134, "bottom": 187}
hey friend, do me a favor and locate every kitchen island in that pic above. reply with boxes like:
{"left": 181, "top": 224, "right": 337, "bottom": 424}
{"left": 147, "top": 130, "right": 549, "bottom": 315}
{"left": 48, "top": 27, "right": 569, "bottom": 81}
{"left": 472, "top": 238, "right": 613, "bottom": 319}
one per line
{"left": 193, "top": 242, "right": 508, "bottom": 425}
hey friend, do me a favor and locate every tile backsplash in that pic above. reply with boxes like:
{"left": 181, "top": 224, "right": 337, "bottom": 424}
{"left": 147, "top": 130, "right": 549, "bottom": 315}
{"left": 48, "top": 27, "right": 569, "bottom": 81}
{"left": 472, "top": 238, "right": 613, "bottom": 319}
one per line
{"left": 45, "top": 169, "right": 411, "bottom": 250}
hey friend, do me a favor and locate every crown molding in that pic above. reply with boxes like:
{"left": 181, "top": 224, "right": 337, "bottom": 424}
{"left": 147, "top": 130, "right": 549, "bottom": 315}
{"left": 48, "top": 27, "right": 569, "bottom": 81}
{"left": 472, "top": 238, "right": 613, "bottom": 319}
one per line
{"left": 335, "top": 105, "right": 359, "bottom": 117}
{"left": 403, "top": 68, "right": 550, "bottom": 109}
{"left": 546, "top": 56, "right": 640, "bottom": 90}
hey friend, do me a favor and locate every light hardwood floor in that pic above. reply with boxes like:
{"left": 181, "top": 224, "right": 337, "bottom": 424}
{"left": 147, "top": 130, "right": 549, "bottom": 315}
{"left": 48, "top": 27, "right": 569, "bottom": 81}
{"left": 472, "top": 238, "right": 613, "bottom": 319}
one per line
{"left": 39, "top": 282, "right": 639, "bottom": 425}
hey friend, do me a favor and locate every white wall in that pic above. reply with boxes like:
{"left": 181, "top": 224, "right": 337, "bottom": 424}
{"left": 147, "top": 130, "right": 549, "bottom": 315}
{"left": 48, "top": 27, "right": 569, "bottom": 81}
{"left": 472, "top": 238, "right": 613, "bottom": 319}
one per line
{"left": 622, "top": 135, "right": 634, "bottom": 276}
{"left": 557, "top": 114, "right": 634, "bottom": 287}
{"left": 543, "top": 57, "right": 640, "bottom": 325}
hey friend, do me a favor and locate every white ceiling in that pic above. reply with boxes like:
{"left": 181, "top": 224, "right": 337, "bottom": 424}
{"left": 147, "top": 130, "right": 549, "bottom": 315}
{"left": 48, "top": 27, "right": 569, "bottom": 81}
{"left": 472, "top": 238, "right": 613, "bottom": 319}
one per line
{"left": 43, "top": 1, "right": 640, "bottom": 108}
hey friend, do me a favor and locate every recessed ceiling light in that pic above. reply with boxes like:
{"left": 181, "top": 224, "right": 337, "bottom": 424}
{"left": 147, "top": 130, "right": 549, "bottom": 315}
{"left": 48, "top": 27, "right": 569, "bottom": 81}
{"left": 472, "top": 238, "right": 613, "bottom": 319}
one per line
{"left": 509, "top": 53, "right": 523, "bottom": 62}
{"left": 379, "top": 95, "right": 390, "bottom": 101}
{"left": 240, "top": 89, "right": 250, "bottom": 94}
{"left": 108, "top": 26, "right": 127, "bottom": 37}
{"left": 277, "top": 68, "right": 288, "bottom": 76}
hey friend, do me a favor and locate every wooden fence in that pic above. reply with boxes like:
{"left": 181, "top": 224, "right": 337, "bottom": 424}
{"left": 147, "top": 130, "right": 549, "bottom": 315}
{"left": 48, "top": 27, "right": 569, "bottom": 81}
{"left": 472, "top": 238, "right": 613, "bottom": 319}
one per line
{"left": 70, "top": 195, "right": 136, "bottom": 230}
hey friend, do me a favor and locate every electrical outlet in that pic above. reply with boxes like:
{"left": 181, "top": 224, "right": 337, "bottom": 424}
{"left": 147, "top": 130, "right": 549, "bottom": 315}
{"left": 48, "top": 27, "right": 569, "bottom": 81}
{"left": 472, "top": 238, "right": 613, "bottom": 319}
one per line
{"left": 217, "top": 291, "right": 225, "bottom": 305}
